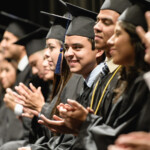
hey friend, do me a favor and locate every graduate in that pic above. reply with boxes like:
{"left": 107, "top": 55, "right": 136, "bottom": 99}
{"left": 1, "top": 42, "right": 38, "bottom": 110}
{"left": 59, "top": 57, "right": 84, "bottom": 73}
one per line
{"left": 15, "top": 11, "right": 84, "bottom": 150}
{"left": 0, "top": 12, "right": 42, "bottom": 149}
{"left": 0, "top": 27, "right": 51, "bottom": 150}
{"left": 108, "top": 9, "right": 150, "bottom": 150}
{"left": 62, "top": 2, "right": 106, "bottom": 110}
{"left": 0, "top": 11, "right": 40, "bottom": 86}
{"left": 40, "top": 0, "right": 132, "bottom": 137}
{"left": 25, "top": 1, "right": 108, "bottom": 149}
{"left": 90, "top": 0, "right": 132, "bottom": 119}
{"left": 0, "top": 11, "right": 42, "bottom": 119}
{"left": 55, "top": 0, "right": 132, "bottom": 129}
{"left": 3, "top": 27, "right": 50, "bottom": 115}
{"left": 0, "top": 59, "right": 25, "bottom": 146}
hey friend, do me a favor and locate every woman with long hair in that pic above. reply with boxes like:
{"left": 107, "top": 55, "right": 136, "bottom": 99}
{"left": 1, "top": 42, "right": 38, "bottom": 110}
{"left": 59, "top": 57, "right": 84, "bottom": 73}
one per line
{"left": 108, "top": 10, "right": 150, "bottom": 150}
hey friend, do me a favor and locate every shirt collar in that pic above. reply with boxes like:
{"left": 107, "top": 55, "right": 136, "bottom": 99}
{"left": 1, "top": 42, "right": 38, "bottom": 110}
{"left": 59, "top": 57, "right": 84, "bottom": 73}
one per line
{"left": 105, "top": 57, "right": 119, "bottom": 73}
{"left": 18, "top": 55, "right": 29, "bottom": 71}
{"left": 85, "top": 62, "right": 106, "bottom": 88}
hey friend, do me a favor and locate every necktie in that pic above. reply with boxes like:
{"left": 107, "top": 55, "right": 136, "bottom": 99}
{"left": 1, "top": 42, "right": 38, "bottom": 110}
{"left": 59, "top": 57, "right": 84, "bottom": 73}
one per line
{"left": 102, "top": 63, "right": 109, "bottom": 76}
{"left": 98, "top": 63, "right": 109, "bottom": 79}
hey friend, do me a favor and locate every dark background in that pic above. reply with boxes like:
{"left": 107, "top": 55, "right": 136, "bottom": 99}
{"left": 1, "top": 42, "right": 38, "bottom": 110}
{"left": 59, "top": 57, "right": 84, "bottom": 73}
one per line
{"left": 0, "top": 0, "right": 104, "bottom": 28}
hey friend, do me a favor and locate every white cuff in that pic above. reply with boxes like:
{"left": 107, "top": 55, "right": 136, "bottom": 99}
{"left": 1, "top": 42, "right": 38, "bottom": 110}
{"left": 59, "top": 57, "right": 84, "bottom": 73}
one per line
{"left": 14, "top": 104, "right": 23, "bottom": 116}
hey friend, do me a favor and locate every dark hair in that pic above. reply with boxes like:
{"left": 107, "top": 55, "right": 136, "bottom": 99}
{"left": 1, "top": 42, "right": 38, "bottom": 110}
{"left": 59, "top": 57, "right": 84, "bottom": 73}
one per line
{"left": 113, "top": 21, "right": 150, "bottom": 103}
{"left": 118, "top": 21, "right": 150, "bottom": 78}
{"left": 49, "top": 40, "right": 71, "bottom": 119}
{"left": 0, "top": 58, "right": 18, "bottom": 72}
{"left": 6, "top": 58, "right": 18, "bottom": 71}
{"left": 88, "top": 38, "right": 95, "bottom": 50}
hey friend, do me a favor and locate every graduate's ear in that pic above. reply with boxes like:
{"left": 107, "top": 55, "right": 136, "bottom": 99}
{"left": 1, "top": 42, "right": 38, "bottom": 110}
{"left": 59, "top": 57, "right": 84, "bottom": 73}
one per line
{"left": 96, "top": 49, "right": 105, "bottom": 63}
{"left": 19, "top": 45, "right": 26, "bottom": 52}
{"left": 96, "top": 49, "right": 104, "bottom": 58}
{"left": 17, "top": 45, "right": 26, "bottom": 54}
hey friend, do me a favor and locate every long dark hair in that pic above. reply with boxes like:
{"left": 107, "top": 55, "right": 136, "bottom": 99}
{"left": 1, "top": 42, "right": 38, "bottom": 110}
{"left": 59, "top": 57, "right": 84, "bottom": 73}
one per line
{"left": 49, "top": 40, "right": 71, "bottom": 118}
{"left": 113, "top": 21, "right": 150, "bottom": 103}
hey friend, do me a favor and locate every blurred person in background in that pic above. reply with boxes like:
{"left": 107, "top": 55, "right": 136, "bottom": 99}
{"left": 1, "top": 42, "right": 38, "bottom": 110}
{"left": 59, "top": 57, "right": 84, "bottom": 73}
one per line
{"left": 0, "top": 59, "right": 26, "bottom": 146}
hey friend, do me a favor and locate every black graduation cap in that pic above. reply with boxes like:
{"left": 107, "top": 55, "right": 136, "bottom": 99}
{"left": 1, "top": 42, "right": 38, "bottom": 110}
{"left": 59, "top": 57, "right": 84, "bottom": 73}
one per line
{"left": 101, "top": 0, "right": 132, "bottom": 14}
{"left": 57, "top": 0, "right": 70, "bottom": 17}
{"left": 0, "top": 11, "right": 40, "bottom": 38}
{"left": 40, "top": 11, "right": 71, "bottom": 74}
{"left": 14, "top": 27, "right": 49, "bottom": 57}
{"left": 118, "top": 0, "right": 150, "bottom": 30}
{"left": 65, "top": 2, "right": 97, "bottom": 39}
{"left": 40, "top": 11, "right": 72, "bottom": 42}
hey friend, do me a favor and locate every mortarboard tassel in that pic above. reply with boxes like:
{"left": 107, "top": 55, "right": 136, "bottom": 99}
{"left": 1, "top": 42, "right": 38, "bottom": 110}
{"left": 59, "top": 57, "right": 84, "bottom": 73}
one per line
{"left": 54, "top": 10, "right": 71, "bottom": 75}
{"left": 55, "top": 47, "right": 63, "bottom": 74}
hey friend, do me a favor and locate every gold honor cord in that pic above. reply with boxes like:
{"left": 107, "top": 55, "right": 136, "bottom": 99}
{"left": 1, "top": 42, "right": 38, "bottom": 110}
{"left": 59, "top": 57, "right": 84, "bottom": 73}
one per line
{"left": 90, "top": 65, "right": 122, "bottom": 115}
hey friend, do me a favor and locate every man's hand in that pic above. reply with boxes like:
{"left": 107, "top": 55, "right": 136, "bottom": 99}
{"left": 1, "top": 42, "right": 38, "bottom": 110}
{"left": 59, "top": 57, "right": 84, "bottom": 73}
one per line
{"left": 38, "top": 114, "right": 78, "bottom": 134}
{"left": 57, "top": 99, "right": 89, "bottom": 130}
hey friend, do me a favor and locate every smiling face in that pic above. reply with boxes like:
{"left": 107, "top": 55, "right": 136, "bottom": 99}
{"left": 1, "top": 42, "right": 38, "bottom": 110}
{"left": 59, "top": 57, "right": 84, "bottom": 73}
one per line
{"left": 64, "top": 35, "right": 99, "bottom": 78}
{"left": 46, "top": 39, "right": 62, "bottom": 72}
{"left": 29, "top": 50, "right": 45, "bottom": 79}
{"left": 1, "top": 31, "right": 24, "bottom": 61}
{"left": 42, "top": 49, "right": 54, "bottom": 81}
{"left": 107, "top": 22, "right": 135, "bottom": 67}
{"left": 0, "top": 60, "right": 16, "bottom": 89}
{"left": 94, "top": 9, "right": 119, "bottom": 57}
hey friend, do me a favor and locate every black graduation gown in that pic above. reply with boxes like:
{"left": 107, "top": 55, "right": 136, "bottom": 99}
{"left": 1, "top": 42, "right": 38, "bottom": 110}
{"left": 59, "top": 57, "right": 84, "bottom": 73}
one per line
{"left": 28, "top": 81, "right": 53, "bottom": 144}
{"left": 0, "top": 65, "right": 51, "bottom": 149}
{"left": 31, "top": 65, "right": 111, "bottom": 150}
{"left": 12, "top": 64, "right": 34, "bottom": 143}
{"left": 16, "top": 64, "right": 50, "bottom": 100}
{"left": 15, "top": 64, "right": 32, "bottom": 87}
{"left": 0, "top": 80, "right": 51, "bottom": 150}
{"left": 35, "top": 67, "right": 110, "bottom": 150}
{"left": 68, "top": 68, "right": 119, "bottom": 140}
{"left": 28, "top": 74, "right": 84, "bottom": 148}
{"left": 71, "top": 75, "right": 149, "bottom": 150}
{"left": 90, "top": 70, "right": 119, "bottom": 120}
{"left": 42, "top": 74, "right": 103, "bottom": 150}
{"left": 0, "top": 91, "right": 25, "bottom": 146}
{"left": 135, "top": 83, "right": 150, "bottom": 131}
{"left": 17, "top": 75, "right": 51, "bottom": 145}
{"left": 30, "top": 73, "right": 84, "bottom": 150}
